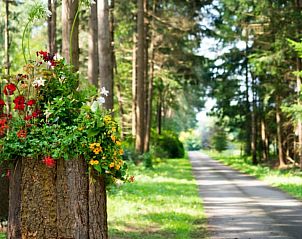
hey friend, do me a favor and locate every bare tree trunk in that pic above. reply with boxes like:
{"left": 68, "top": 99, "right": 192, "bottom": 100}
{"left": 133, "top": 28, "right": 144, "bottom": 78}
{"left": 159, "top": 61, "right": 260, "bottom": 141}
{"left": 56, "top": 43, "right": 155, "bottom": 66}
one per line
{"left": 117, "top": 81, "right": 126, "bottom": 139}
{"left": 8, "top": 161, "right": 22, "bottom": 239}
{"left": 157, "top": 93, "right": 162, "bottom": 135}
{"left": 144, "top": 0, "right": 156, "bottom": 152}
{"left": 62, "top": 0, "right": 79, "bottom": 70}
{"left": 251, "top": 76, "right": 257, "bottom": 165}
{"left": 98, "top": 0, "right": 113, "bottom": 110}
{"left": 5, "top": 0, "right": 10, "bottom": 74}
{"left": 276, "top": 96, "right": 286, "bottom": 168}
{"left": 132, "top": 33, "right": 137, "bottom": 137}
{"left": 136, "top": 0, "right": 145, "bottom": 153}
{"left": 261, "top": 118, "right": 269, "bottom": 161}
{"left": 88, "top": 1, "right": 99, "bottom": 87}
{"left": 48, "top": 0, "right": 57, "bottom": 54}
{"left": 296, "top": 60, "right": 302, "bottom": 168}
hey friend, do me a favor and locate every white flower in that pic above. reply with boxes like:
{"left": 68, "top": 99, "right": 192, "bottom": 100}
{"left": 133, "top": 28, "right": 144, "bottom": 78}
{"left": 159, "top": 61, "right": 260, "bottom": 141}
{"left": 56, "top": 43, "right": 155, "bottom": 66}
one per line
{"left": 91, "top": 101, "right": 99, "bottom": 112}
{"left": 100, "top": 87, "right": 109, "bottom": 97}
{"left": 90, "top": 0, "right": 96, "bottom": 4}
{"left": 32, "top": 77, "right": 46, "bottom": 87}
{"left": 97, "top": 96, "right": 106, "bottom": 104}
{"left": 54, "top": 53, "right": 63, "bottom": 61}
{"left": 46, "top": 10, "right": 52, "bottom": 18}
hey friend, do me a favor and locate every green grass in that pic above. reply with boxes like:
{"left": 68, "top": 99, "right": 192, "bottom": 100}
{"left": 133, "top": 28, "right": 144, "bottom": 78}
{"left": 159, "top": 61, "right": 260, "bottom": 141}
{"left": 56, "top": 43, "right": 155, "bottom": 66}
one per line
{"left": 0, "top": 233, "right": 5, "bottom": 239}
{"left": 108, "top": 157, "right": 207, "bottom": 239}
{"left": 207, "top": 150, "right": 302, "bottom": 199}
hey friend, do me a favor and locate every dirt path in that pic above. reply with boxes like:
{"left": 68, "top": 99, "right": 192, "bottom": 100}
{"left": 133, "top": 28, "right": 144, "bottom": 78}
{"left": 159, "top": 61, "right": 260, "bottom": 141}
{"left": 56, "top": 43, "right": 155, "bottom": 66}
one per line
{"left": 189, "top": 151, "right": 302, "bottom": 239}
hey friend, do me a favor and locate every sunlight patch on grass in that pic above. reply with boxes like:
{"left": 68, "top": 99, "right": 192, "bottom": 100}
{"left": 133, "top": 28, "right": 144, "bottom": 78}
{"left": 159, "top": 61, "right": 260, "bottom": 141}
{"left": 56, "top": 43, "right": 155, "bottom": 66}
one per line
{"left": 206, "top": 150, "right": 302, "bottom": 199}
{"left": 108, "top": 158, "right": 207, "bottom": 239}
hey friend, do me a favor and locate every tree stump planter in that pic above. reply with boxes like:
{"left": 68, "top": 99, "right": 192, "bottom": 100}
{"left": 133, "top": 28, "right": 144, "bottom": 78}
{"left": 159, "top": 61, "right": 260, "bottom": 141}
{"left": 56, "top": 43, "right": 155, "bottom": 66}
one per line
{"left": 8, "top": 158, "right": 107, "bottom": 239}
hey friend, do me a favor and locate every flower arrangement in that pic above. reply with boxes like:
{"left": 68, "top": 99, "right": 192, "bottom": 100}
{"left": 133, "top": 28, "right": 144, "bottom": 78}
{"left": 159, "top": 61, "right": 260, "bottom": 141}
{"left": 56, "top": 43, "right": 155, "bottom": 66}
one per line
{"left": 0, "top": 51, "right": 129, "bottom": 183}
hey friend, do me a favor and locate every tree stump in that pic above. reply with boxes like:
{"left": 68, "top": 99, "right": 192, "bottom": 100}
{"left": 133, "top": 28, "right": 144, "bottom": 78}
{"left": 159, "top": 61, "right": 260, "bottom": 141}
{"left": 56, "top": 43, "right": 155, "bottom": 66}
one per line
{"left": 8, "top": 158, "right": 108, "bottom": 239}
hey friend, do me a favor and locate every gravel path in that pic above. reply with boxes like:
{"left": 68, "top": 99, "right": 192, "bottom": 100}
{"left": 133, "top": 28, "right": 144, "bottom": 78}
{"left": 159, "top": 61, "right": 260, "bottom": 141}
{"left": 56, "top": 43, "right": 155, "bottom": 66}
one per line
{"left": 189, "top": 151, "right": 302, "bottom": 239}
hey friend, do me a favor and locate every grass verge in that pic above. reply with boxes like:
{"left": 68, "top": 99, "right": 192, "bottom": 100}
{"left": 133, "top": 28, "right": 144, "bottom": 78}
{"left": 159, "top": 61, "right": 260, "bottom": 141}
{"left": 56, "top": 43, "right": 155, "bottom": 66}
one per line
{"left": 108, "top": 157, "right": 207, "bottom": 239}
{"left": 206, "top": 150, "right": 302, "bottom": 199}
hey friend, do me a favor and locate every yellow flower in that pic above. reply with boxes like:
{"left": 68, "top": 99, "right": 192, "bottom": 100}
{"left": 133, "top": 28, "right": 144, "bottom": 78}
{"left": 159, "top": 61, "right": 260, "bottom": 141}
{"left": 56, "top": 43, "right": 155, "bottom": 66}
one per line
{"left": 93, "top": 148, "right": 102, "bottom": 155}
{"left": 89, "top": 160, "right": 99, "bottom": 165}
{"left": 116, "top": 141, "right": 121, "bottom": 146}
{"left": 119, "top": 149, "right": 124, "bottom": 155}
{"left": 109, "top": 162, "right": 115, "bottom": 168}
{"left": 115, "top": 164, "right": 121, "bottom": 170}
{"left": 112, "top": 127, "right": 116, "bottom": 132}
{"left": 111, "top": 135, "right": 116, "bottom": 142}
{"left": 104, "top": 115, "right": 112, "bottom": 124}
{"left": 95, "top": 143, "right": 101, "bottom": 147}
{"left": 78, "top": 127, "right": 84, "bottom": 131}
{"left": 89, "top": 143, "right": 96, "bottom": 150}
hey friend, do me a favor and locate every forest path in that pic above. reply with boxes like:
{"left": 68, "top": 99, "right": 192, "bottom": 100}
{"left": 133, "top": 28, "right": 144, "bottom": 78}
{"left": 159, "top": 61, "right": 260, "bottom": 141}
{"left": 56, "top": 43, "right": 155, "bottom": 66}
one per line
{"left": 189, "top": 151, "right": 302, "bottom": 239}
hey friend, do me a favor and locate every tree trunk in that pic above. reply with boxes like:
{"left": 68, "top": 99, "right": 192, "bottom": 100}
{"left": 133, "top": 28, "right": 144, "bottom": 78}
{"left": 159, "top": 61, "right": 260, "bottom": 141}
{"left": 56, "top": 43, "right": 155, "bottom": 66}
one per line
{"left": 251, "top": 76, "right": 257, "bottom": 165}
{"left": 62, "top": 0, "right": 79, "bottom": 70}
{"left": 48, "top": 0, "right": 57, "bottom": 54}
{"left": 144, "top": 0, "right": 156, "bottom": 153}
{"left": 136, "top": 0, "right": 145, "bottom": 153}
{"left": 157, "top": 93, "right": 162, "bottom": 135}
{"left": 117, "top": 81, "right": 126, "bottom": 139}
{"left": 8, "top": 157, "right": 107, "bottom": 238}
{"left": 276, "top": 96, "right": 286, "bottom": 168}
{"left": 98, "top": 0, "right": 113, "bottom": 110}
{"left": 8, "top": 161, "right": 22, "bottom": 239}
{"left": 132, "top": 33, "right": 137, "bottom": 137}
{"left": 245, "top": 40, "right": 251, "bottom": 155}
{"left": 5, "top": 0, "right": 10, "bottom": 74}
{"left": 261, "top": 118, "right": 269, "bottom": 161}
{"left": 88, "top": 1, "right": 99, "bottom": 87}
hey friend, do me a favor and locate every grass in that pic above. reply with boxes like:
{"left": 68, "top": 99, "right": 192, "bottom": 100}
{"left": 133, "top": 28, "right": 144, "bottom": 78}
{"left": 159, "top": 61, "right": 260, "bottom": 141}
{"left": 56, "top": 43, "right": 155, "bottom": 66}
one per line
{"left": 206, "top": 150, "right": 302, "bottom": 199}
{"left": 0, "top": 233, "right": 4, "bottom": 239}
{"left": 108, "top": 157, "right": 207, "bottom": 239}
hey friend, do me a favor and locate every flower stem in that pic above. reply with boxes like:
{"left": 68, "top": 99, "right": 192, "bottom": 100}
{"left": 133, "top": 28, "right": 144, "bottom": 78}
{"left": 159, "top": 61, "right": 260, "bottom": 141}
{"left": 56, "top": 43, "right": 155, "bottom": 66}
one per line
{"left": 22, "top": 21, "right": 31, "bottom": 64}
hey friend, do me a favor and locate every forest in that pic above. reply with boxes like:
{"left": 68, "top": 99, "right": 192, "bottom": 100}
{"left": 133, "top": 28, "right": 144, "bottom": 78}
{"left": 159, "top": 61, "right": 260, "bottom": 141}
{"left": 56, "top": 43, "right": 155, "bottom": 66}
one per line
{"left": 1, "top": 0, "right": 302, "bottom": 238}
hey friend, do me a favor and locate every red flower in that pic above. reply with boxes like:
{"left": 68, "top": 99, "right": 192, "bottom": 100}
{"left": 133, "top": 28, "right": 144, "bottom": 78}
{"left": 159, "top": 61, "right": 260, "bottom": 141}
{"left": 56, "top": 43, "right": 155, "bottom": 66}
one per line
{"left": 13, "top": 95, "right": 25, "bottom": 104}
{"left": 3, "top": 83, "right": 17, "bottom": 95}
{"left": 32, "top": 109, "right": 41, "bottom": 118}
{"left": 13, "top": 96, "right": 25, "bottom": 111}
{"left": 17, "top": 129, "right": 27, "bottom": 139}
{"left": 0, "top": 99, "right": 5, "bottom": 108}
{"left": 27, "top": 99, "right": 36, "bottom": 106}
{"left": 0, "top": 118, "right": 7, "bottom": 126}
{"left": 24, "top": 115, "right": 32, "bottom": 121}
{"left": 42, "top": 156, "right": 55, "bottom": 168}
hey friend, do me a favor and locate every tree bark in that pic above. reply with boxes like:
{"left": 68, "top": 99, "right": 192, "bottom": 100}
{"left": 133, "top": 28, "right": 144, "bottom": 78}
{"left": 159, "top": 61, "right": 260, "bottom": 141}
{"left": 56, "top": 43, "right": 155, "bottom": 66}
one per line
{"left": 5, "top": 0, "right": 10, "bottom": 75}
{"left": 132, "top": 33, "right": 137, "bottom": 137}
{"left": 276, "top": 96, "right": 286, "bottom": 168}
{"left": 48, "top": 0, "right": 57, "bottom": 54}
{"left": 136, "top": 0, "right": 145, "bottom": 153}
{"left": 144, "top": 0, "right": 156, "bottom": 153}
{"left": 261, "top": 118, "right": 269, "bottom": 161}
{"left": 62, "top": 0, "right": 79, "bottom": 71}
{"left": 8, "top": 161, "right": 22, "bottom": 239}
{"left": 98, "top": 0, "right": 113, "bottom": 110}
{"left": 88, "top": 1, "right": 99, "bottom": 87}
{"left": 251, "top": 76, "right": 257, "bottom": 165}
{"left": 117, "top": 81, "right": 126, "bottom": 139}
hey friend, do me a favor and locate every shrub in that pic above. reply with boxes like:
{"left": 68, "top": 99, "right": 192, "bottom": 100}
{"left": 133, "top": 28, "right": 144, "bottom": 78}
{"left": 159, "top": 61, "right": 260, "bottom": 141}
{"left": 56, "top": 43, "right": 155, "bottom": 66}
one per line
{"left": 151, "top": 130, "right": 185, "bottom": 158}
